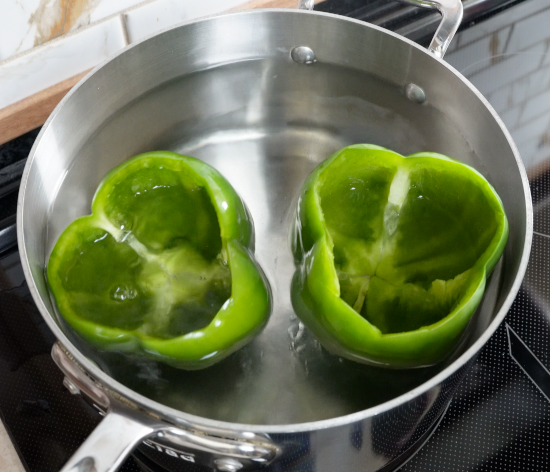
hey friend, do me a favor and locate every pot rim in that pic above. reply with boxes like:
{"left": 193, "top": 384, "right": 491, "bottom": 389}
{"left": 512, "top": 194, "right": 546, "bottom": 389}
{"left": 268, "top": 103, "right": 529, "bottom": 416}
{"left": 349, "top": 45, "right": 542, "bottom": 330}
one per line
{"left": 17, "top": 7, "right": 533, "bottom": 434}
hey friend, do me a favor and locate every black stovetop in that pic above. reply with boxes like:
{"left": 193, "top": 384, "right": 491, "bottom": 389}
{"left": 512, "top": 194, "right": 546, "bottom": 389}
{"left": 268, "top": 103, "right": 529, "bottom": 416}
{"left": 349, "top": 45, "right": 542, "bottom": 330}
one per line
{"left": 3, "top": 0, "right": 550, "bottom": 471}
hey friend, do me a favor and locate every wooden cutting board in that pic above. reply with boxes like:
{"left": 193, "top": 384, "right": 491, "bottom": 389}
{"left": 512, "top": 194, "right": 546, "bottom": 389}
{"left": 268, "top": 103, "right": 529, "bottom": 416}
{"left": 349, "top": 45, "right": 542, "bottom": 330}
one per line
{"left": 0, "top": 0, "right": 323, "bottom": 146}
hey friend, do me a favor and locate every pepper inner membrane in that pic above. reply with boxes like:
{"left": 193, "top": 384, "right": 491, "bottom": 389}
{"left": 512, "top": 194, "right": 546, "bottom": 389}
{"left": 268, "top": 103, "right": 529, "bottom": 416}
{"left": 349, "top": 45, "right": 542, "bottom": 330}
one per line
{"left": 56, "top": 165, "right": 231, "bottom": 338}
{"left": 318, "top": 153, "right": 499, "bottom": 334}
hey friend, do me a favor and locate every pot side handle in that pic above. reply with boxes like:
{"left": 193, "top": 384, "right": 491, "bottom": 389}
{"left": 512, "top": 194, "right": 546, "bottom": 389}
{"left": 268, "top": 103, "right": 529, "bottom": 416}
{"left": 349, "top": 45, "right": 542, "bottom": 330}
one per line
{"left": 60, "top": 401, "right": 164, "bottom": 472}
{"left": 298, "top": 0, "right": 463, "bottom": 59}
{"left": 52, "top": 343, "right": 279, "bottom": 472}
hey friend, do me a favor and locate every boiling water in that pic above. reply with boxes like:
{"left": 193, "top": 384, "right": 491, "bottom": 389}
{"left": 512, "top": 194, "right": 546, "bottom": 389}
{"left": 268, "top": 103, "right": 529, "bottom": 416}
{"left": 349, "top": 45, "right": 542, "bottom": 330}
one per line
{"left": 49, "top": 59, "right": 498, "bottom": 425}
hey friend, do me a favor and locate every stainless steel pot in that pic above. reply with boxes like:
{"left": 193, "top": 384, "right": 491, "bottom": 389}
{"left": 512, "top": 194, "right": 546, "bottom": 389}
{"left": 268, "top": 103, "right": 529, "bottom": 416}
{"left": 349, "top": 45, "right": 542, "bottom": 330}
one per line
{"left": 17, "top": 1, "right": 532, "bottom": 471}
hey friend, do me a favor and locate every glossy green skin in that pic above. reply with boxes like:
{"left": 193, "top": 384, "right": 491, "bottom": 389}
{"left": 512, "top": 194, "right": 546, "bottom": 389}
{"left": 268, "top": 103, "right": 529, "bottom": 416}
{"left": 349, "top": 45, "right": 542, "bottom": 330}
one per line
{"left": 291, "top": 144, "right": 508, "bottom": 368}
{"left": 47, "top": 151, "right": 271, "bottom": 369}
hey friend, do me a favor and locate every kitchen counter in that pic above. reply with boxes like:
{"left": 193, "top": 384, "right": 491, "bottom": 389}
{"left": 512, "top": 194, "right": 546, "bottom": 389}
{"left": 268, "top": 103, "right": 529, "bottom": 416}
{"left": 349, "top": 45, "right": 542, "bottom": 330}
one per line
{"left": 0, "top": 419, "right": 25, "bottom": 472}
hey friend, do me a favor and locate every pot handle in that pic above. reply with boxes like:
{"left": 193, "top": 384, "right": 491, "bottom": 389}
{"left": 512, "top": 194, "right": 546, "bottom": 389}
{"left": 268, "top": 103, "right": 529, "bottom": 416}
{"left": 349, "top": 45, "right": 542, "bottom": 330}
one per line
{"left": 60, "top": 400, "right": 164, "bottom": 472}
{"left": 52, "top": 343, "right": 279, "bottom": 472}
{"left": 298, "top": 0, "right": 463, "bottom": 59}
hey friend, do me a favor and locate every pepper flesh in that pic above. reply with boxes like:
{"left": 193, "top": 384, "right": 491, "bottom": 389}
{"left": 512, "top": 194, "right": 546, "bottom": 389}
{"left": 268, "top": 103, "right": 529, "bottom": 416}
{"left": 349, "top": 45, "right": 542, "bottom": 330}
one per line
{"left": 47, "top": 151, "right": 271, "bottom": 369}
{"left": 291, "top": 144, "right": 508, "bottom": 368}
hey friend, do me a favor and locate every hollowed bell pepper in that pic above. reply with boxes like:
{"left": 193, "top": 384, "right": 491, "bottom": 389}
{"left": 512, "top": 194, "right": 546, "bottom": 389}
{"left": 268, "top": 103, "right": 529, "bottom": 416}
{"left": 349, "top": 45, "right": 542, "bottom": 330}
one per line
{"left": 291, "top": 144, "right": 508, "bottom": 368}
{"left": 47, "top": 151, "right": 271, "bottom": 369}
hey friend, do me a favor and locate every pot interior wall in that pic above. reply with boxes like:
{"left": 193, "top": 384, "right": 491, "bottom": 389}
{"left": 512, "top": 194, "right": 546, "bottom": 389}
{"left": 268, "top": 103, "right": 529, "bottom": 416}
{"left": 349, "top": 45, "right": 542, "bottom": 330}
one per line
{"left": 22, "top": 11, "right": 527, "bottom": 426}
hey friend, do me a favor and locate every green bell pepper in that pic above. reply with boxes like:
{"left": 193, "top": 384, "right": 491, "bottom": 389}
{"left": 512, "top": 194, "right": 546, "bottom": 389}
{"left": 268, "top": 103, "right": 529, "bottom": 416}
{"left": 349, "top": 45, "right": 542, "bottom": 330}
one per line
{"left": 291, "top": 144, "right": 508, "bottom": 368}
{"left": 47, "top": 151, "right": 271, "bottom": 369}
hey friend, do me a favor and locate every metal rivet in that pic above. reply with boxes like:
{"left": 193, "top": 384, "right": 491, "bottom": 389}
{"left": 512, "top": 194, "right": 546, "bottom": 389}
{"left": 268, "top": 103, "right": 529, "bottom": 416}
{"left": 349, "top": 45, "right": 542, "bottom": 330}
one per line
{"left": 73, "top": 457, "right": 95, "bottom": 472}
{"left": 405, "top": 83, "right": 426, "bottom": 104}
{"left": 214, "top": 458, "right": 244, "bottom": 472}
{"left": 291, "top": 46, "right": 316, "bottom": 65}
{"left": 63, "top": 377, "right": 80, "bottom": 395}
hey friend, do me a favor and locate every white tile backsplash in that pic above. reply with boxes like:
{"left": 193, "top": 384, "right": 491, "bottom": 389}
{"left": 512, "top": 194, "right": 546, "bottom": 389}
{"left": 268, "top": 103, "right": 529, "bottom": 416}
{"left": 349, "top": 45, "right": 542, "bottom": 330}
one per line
{"left": 506, "top": 7, "right": 550, "bottom": 54}
{"left": 446, "top": 26, "right": 511, "bottom": 77}
{"left": 497, "top": 105, "right": 521, "bottom": 131}
{"left": 88, "top": 0, "right": 150, "bottom": 24}
{"left": 0, "top": 0, "right": 41, "bottom": 61}
{"left": 519, "top": 138, "right": 544, "bottom": 170}
{"left": 467, "top": 42, "right": 547, "bottom": 97}
{"left": 520, "top": 87, "right": 550, "bottom": 124}
{"left": 0, "top": 0, "right": 151, "bottom": 62}
{"left": 485, "top": 62, "right": 550, "bottom": 115}
{"left": 485, "top": 86, "right": 513, "bottom": 115}
{"left": 511, "top": 113, "right": 550, "bottom": 151}
{"left": 124, "top": 0, "right": 193, "bottom": 43}
{"left": 176, "top": 0, "right": 250, "bottom": 17}
{"left": 124, "top": 0, "right": 245, "bottom": 43}
{"left": 4, "top": 0, "right": 547, "bottom": 136}
{"left": 0, "top": 0, "right": 246, "bottom": 110}
{"left": 456, "top": 0, "right": 549, "bottom": 47}
{"left": 0, "top": 17, "right": 126, "bottom": 109}
{"left": 445, "top": 0, "right": 550, "bottom": 174}
{"left": 512, "top": 64, "right": 550, "bottom": 107}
